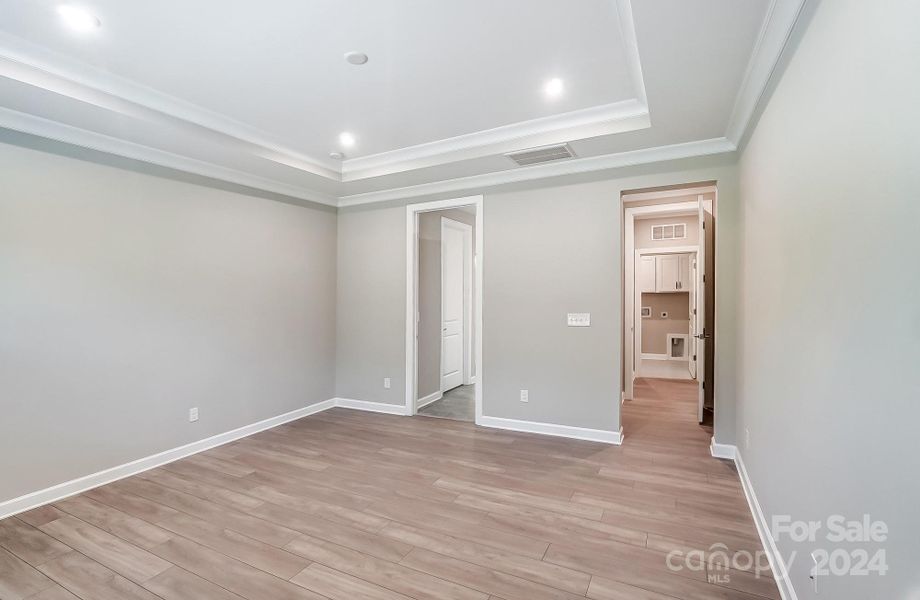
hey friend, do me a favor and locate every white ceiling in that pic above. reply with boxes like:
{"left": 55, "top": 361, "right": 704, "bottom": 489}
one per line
{"left": 0, "top": 0, "right": 807, "bottom": 206}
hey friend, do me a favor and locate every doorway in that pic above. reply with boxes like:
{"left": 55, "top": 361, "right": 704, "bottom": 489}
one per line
{"left": 405, "top": 196, "right": 483, "bottom": 422}
{"left": 622, "top": 185, "right": 716, "bottom": 433}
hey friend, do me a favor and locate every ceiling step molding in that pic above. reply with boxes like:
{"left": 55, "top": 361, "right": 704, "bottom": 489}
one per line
{"left": 338, "top": 137, "right": 737, "bottom": 207}
{"left": 0, "top": 106, "right": 338, "bottom": 206}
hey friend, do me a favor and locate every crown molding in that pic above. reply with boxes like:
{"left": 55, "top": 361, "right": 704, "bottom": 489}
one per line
{"left": 724, "top": 0, "right": 808, "bottom": 145}
{"left": 341, "top": 100, "right": 650, "bottom": 181}
{"left": 0, "top": 106, "right": 338, "bottom": 206}
{"left": 0, "top": 32, "right": 342, "bottom": 181}
{"left": 338, "top": 137, "right": 736, "bottom": 207}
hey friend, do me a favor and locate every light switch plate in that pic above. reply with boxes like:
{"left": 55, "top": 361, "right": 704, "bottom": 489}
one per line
{"left": 567, "top": 313, "right": 591, "bottom": 327}
{"left": 188, "top": 407, "right": 199, "bottom": 422}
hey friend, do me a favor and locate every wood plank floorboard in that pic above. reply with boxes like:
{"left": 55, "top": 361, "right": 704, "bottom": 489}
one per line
{"left": 0, "top": 377, "right": 778, "bottom": 599}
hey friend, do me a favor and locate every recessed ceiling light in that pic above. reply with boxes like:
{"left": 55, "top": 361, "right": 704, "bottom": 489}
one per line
{"left": 344, "top": 52, "right": 368, "bottom": 66}
{"left": 57, "top": 5, "right": 101, "bottom": 32}
{"left": 338, "top": 132, "right": 356, "bottom": 148}
{"left": 329, "top": 151, "right": 345, "bottom": 160}
{"left": 544, "top": 77, "right": 564, "bottom": 98}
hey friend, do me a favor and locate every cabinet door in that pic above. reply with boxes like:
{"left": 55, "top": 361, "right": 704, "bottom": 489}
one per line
{"left": 655, "top": 255, "right": 680, "bottom": 292}
{"left": 638, "top": 256, "right": 656, "bottom": 292}
{"left": 678, "top": 254, "right": 691, "bottom": 291}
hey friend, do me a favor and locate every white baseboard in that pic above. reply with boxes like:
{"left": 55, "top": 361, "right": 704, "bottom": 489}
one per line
{"left": 710, "top": 436, "right": 737, "bottom": 460}
{"left": 478, "top": 415, "right": 623, "bottom": 444}
{"left": 333, "top": 397, "right": 409, "bottom": 416}
{"left": 416, "top": 391, "right": 443, "bottom": 409}
{"left": 0, "top": 399, "right": 336, "bottom": 520}
{"left": 712, "top": 442, "right": 798, "bottom": 600}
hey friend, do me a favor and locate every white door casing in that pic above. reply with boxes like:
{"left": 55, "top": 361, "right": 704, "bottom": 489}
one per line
{"left": 696, "top": 196, "right": 707, "bottom": 423}
{"left": 440, "top": 217, "right": 471, "bottom": 392}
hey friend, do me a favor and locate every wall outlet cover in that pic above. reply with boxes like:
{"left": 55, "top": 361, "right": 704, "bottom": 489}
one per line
{"left": 520, "top": 389, "right": 529, "bottom": 403}
{"left": 567, "top": 313, "right": 591, "bottom": 327}
{"left": 189, "top": 407, "right": 199, "bottom": 422}
{"left": 384, "top": 377, "right": 391, "bottom": 389}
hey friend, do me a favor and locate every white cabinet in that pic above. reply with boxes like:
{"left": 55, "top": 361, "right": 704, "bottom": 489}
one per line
{"left": 655, "top": 254, "right": 681, "bottom": 292}
{"left": 638, "top": 255, "right": 657, "bottom": 292}
{"left": 642, "top": 253, "right": 692, "bottom": 293}
{"left": 678, "top": 254, "right": 691, "bottom": 291}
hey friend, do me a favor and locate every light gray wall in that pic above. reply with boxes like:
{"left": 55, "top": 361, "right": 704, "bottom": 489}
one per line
{"left": 417, "top": 209, "right": 476, "bottom": 400}
{"left": 0, "top": 142, "right": 337, "bottom": 505}
{"left": 736, "top": 1, "right": 920, "bottom": 597}
{"left": 334, "top": 204, "right": 407, "bottom": 405}
{"left": 335, "top": 154, "right": 741, "bottom": 440}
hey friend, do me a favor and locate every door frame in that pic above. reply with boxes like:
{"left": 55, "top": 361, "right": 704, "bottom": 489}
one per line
{"left": 634, "top": 245, "right": 699, "bottom": 379}
{"left": 439, "top": 217, "right": 474, "bottom": 392}
{"left": 405, "top": 195, "right": 483, "bottom": 421}
{"left": 623, "top": 201, "right": 699, "bottom": 400}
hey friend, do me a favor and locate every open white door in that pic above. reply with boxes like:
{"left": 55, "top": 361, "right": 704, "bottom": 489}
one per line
{"left": 440, "top": 218, "right": 471, "bottom": 392}
{"left": 695, "top": 197, "right": 707, "bottom": 423}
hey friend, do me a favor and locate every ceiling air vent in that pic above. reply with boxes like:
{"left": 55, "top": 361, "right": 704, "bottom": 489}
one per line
{"left": 505, "top": 144, "right": 575, "bottom": 167}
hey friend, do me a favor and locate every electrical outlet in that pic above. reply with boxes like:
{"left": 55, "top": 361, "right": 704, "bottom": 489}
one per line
{"left": 745, "top": 427, "right": 751, "bottom": 449}
{"left": 520, "top": 389, "right": 529, "bottom": 403}
{"left": 384, "top": 377, "right": 391, "bottom": 389}
{"left": 189, "top": 407, "right": 199, "bottom": 422}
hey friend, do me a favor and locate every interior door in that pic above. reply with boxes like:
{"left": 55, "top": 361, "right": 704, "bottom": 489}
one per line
{"left": 440, "top": 219, "right": 465, "bottom": 391}
{"left": 695, "top": 197, "right": 715, "bottom": 423}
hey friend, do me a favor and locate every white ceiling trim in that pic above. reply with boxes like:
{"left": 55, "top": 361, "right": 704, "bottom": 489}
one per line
{"left": 0, "top": 0, "right": 807, "bottom": 208}
{"left": 0, "top": 32, "right": 342, "bottom": 180}
{"left": 724, "top": 0, "right": 808, "bottom": 145}
{"left": 338, "top": 137, "right": 736, "bottom": 207}
{"left": 341, "top": 99, "right": 650, "bottom": 181}
{"left": 614, "top": 0, "right": 648, "bottom": 106}
{"left": 0, "top": 105, "right": 338, "bottom": 206}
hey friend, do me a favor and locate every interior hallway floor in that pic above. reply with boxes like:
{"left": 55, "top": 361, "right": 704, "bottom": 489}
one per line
{"left": 417, "top": 384, "right": 474, "bottom": 421}
{"left": 0, "top": 386, "right": 778, "bottom": 600}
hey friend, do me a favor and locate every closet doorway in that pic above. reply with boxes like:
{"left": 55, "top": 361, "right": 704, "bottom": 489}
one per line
{"left": 405, "top": 196, "right": 483, "bottom": 423}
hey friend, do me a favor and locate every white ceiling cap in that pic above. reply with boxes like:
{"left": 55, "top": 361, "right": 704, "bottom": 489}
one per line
{"left": 57, "top": 5, "right": 102, "bottom": 32}
{"left": 344, "top": 52, "right": 368, "bottom": 65}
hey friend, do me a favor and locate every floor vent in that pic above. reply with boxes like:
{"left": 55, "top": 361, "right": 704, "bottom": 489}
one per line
{"left": 505, "top": 143, "right": 575, "bottom": 167}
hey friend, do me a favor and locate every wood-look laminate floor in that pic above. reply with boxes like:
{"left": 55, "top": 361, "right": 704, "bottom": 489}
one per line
{"left": 0, "top": 378, "right": 778, "bottom": 600}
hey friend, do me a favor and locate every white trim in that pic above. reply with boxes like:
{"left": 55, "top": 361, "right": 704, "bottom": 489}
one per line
{"left": 406, "top": 196, "right": 484, "bottom": 423}
{"left": 0, "top": 399, "right": 336, "bottom": 520}
{"left": 635, "top": 245, "right": 699, "bottom": 255}
{"left": 709, "top": 436, "right": 737, "bottom": 460}
{"left": 724, "top": 0, "right": 809, "bottom": 145}
{"left": 416, "top": 391, "right": 443, "bottom": 409}
{"left": 728, "top": 445, "right": 800, "bottom": 600}
{"left": 0, "top": 107, "right": 339, "bottom": 207}
{"left": 614, "top": 0, "right": 648, "bottom": 107}
{"left": 479, "top": 416, "right": 623, "bottom": 445}
{"left": 622, "top": 185, "right": 717, "bottom": 203}
{"left": 0, "top": 43, "right": 340, "bottom": 180}
{"left": 640, "top": 352, "right": 670, "bottom": 361}
{"left": 334, "top": 398, "right": 409, "bottom": 416}
{"left": 340, "top": 138, "right": 736, "bottom": 207}
{"left": 341, "top": 100, "right": 649, "bottom": 181}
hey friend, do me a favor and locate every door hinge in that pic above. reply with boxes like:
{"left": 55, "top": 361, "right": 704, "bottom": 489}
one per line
{"left": 693, "top": 308, "right": 697, "bottom": 315}
{"left": 702, "top": 381, "right": 706, "bottom": 390}
{"left": 692, "top": 354, "right": 697, "bottom": 361}
{"left": 702, "top": 274, "right": 706, "bottom": 283}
